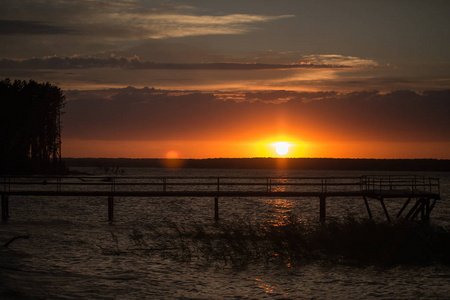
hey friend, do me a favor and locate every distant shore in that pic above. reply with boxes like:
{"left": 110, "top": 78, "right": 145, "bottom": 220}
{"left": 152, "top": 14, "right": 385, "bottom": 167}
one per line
{"left": 64, "top": 157, "right": 450, "bottom": 172}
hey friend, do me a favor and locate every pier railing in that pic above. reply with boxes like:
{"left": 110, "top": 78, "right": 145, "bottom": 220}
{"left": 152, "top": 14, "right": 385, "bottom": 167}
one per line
{"left": 1, "top": 176, "right": 367, "bottom": 194}
{"left": 362, "top": 175, "right": 440, "bottom": 195}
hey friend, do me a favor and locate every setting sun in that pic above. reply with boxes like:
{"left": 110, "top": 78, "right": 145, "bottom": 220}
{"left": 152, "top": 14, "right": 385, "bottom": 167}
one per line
{"left": 274, "top": 142, "right": 290, "bottom": 156}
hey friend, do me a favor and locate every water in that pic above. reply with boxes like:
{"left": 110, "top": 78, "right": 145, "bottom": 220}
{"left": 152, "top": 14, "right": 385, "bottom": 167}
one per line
{"left": 1, "top": 168, "right": 450, "bottom": 299}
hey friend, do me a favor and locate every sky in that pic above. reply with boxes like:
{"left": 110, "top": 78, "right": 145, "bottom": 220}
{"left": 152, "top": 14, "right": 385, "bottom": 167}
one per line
{"left": 1, "top": 0, "right": 449, "bottom": 159}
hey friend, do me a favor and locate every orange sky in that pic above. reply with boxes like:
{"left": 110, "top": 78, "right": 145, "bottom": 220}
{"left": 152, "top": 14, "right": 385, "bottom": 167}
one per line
{"left": 61, "top": 88, "right": 450, "bottom": 159}
{"left": 2, "top": 1, "right": 449, "bottom": 159}
{"left": 62, "top": 139, "right": 450, "bottom": 159}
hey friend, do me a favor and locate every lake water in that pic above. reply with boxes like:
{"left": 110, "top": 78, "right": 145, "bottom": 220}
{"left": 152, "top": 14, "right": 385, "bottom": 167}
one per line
{"left": 1, "top": 168, "right": 450, "bottom": 299}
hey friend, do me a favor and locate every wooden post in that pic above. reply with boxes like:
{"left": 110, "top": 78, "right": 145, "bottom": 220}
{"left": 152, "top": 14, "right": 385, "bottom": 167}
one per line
{"left": 396, "top": 197, "right": 412, "bottom": 218}
{"left": 420, "top": 198, "right": 426, "bottom": 220}
{"left": 214, "top": 197, "right": 219, "bottom": 222}
{"left": 405, "top": 198, "right": 422, "bottom": 220}
{"left": 426, "top": 199, "right": 437, "bottom": 220}
{"left": 363, "top": 196, "right": 372, "bottom": 219}
{"left": 411, "top": 198, "right": 426, "bottom": 220}
{"left": 2, "top": 195, "right": 9, "bottom": 221}
{"left": 379, "top": 198, "right": 391, "bottom": 222}
{"left": 108, "top": 196, "right": 114, "bottom": 222}
{"left": 319, "top": 196, "right": 326, "bottom": 223}
{"left": 422, "top": 198, "right": 430, "bottom": 222}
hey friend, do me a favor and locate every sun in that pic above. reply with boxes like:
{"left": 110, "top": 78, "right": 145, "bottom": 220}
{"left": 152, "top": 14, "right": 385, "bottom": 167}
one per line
{"left": 274, "top": 142, "right": 290, "bottom": 156}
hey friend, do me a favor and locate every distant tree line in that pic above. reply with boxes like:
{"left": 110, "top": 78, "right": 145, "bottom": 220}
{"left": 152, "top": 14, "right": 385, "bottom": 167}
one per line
{"left": 0, "top": 79, "right": 66, "bottom": 174}
{"left": 64, "top": 157, "right": 450, "bottom": 172}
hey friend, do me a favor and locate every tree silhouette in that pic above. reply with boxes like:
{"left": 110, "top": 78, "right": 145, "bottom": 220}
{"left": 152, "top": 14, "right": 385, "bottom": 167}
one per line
{"left": 0, "top": 79, "right": 65, "bottom": 174}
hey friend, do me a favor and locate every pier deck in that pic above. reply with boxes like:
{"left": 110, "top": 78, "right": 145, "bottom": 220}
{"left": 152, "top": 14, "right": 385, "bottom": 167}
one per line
{"left": 1, "top": 175, "right": 441, "bottom": 222}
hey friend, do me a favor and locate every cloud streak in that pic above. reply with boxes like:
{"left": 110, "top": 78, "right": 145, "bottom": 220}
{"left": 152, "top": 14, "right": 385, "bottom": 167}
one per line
{"left": 300, "top": 54, "right": 379, "bottom": 67}
{"left": 115, "top": 13, "right": 294, "bottom": 39}
{"left": 0, "top": 20, "right": 79, "bottom": 35}
{"left": 1, "top": 1, "right": 294, "bottom": 39}
{"left": 0, "top": 55, "right": 349, "bottom": 70}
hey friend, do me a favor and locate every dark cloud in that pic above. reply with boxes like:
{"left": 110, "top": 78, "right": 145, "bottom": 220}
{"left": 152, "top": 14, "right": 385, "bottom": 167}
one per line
{"left": 63, "top": 88, "right": 450, "bottom": 142}
{"left": 0, "top": 56, "right": 348, "bottom": 70}
{"left": 0, "top": 20, "right": 79, "bottom": 35}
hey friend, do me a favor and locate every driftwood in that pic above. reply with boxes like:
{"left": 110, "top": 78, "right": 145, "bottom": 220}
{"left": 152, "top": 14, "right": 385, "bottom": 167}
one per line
{"left": 3, "top": 235, "right": 30, "bottom": 248}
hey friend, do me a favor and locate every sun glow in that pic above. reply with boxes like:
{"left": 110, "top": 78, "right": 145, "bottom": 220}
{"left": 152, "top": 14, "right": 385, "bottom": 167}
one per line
{"left": 274, "top": 142, "right": 290, "bottom": 156}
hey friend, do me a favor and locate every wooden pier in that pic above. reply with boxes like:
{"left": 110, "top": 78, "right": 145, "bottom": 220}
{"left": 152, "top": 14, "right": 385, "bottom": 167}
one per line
{"left": 1, "top": 175, "right": 441, "bottom": 222}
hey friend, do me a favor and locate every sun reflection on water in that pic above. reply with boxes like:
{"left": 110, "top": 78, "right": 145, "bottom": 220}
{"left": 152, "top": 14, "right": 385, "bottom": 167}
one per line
{"left": 265, "top": 198, "right": 297, "bottom": 226}
{"left": 255, "top": 278, "right": 276, "bottom": 294}
{"left": 254, "top": 278, "right": 292, "bottom": 297}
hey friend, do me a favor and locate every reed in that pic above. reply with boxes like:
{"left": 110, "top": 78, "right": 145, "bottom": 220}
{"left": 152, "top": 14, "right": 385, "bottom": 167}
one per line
{"left": 109, "top": 216, "right": 450, "bottom": 268}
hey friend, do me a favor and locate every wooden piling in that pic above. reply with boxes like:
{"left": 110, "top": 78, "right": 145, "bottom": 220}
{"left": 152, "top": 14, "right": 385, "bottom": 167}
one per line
{"left": 319, "top": 196, "right": 326, "bottom": 223}
{"left": 405, "top": 198, "right": 422, "bottom": 220}
{"left": 421, "top": 199, "right": 426, "bottom": 220}
{"left": 1, "top": 195, "right": 9, "bottom": 221}
{"left": 411, "top": 198, "right": 426, "bottom": 220}
{"left": 379, "top": 198, "right": 391, "bottom": 222}
{"left": 427, "top": 199, "right": 437, "bottom": 220}
{"left": 108, "top": 196, "right": 114, "bottom": 222}
{"left": 214, "top": 197, "right": 219, "bottom": 222}
{"left": 363, "top": 196, "right": 372, "bottom": 219}
{"left": 396, "top": 197, "right": 412, "bottom": 218}
{"left": 424, "top": 198, "right": 430, "bottom": 222}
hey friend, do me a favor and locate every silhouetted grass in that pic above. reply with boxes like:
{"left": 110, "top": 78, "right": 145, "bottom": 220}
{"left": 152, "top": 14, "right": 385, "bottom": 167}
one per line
{"left": 308, "top": 217, "right": 450, "bottom": 265}
{"left": 107, "top": 217, "right": 450, "bottom": 268}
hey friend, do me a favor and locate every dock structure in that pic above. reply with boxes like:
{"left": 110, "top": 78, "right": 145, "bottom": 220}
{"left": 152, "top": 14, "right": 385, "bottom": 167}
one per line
{"left": 1, "top": 175, "right": 441, "bottom": 222}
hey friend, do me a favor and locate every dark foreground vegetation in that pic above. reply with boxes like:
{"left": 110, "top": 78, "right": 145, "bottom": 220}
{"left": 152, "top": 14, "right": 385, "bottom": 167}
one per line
{"left": 0, "top": 79, "right": 66, "bottom": 174}
{"left": 66, "top": 157, "right": 450, "bottom": 172}
{"left": 102, "top": 217, "right": 450, "bottom": 268}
